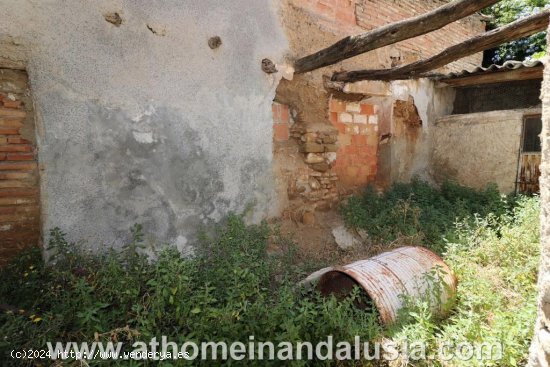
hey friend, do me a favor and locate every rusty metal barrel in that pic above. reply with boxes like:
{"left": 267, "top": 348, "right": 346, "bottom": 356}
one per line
{"left": 317, "top": 246, "right": 457, "bottom": 325}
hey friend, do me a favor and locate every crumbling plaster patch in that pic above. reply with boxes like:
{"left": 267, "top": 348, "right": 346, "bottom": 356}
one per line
{"left": 388, "top": 79, "right": 455, "bottom": 183}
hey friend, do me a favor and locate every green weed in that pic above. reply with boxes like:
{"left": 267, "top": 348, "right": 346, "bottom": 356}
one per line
{"left": 0, "top": 182, "right": 540, "bottom": 366}
{"left": 0, "top": 216, "right": 381, "bottom": 366}
{"left": 341, "top": 179, "right": 512, "bottom": 254}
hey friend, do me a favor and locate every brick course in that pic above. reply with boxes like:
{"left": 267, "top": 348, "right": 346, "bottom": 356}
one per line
{"left": 0, "top": 71, "right": 40, "bottom": 267}
{"left": 329, "top": 97, "right": 378, "bottom": 187}
{"left": 272, "top": 102, "right": 291, "bottom": 142}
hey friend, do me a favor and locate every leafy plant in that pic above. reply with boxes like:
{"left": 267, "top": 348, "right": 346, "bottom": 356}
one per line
{"left": 482, "top": 0, "right": 549, "bottom": 63}
{"left": 341, "top": 178, "right": 511, "bottom": 254}
{"left": 0, "top": 217, "right": 381, "bottom": 366}
{"left": 0, "top": 185, "right": 540, "bottom": 366}
{"left": 389, "top": 196, "right": 540, "bottom": 366}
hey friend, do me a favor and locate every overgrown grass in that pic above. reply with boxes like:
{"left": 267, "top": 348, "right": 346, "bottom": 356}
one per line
{"left": 343, "top": 179, "right": 540, "bottom": 366}
{"left": 341, "top": 179, "right": 512, "bottom": 254}
{"left": 0, "top": 217, "right": 381, "bottom": 367}
{"left": 0, "top": 180, "right": 541, "bottom": 366}
{"left": 388, "top": 197, "right": 540, "bottom": 366}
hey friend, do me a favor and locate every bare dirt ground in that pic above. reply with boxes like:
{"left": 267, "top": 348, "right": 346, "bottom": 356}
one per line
{"left": 266, "top": 208, "right": 409, "bottom": 275}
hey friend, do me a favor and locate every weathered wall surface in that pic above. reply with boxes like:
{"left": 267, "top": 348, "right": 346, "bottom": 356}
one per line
{"left": 0, "top": 1, "right": 288, "bottom": 252}
{"left": 0, "top": 0, "right": 487, "bottom": 248}
{"left": 388, "top": 79, "right": 455, "bottom": 184}
{"left": 431, "top": 110, "right": 540, "bottom": 193}
{"left": 273, "top": 0, "right": 484, "bottom": 222}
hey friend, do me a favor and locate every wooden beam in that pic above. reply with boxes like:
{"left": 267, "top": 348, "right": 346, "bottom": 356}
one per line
{"left": 293, "top": 0, "right": 500, "bottom": 74}
{"left": 437, "top": 65, "right": 543, "bottom": 87}
{"left": 332, "top": 10, "right": 550, "bottom": 82}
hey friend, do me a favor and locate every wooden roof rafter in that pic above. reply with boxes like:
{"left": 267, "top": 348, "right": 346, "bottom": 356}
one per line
{"left": 293, "top": 0, "right": 501, "bottom": 74}
{"left": 331, "top": 10, "right": 550, "bottom": 83}
{"left": 435, "top": 61, "right": 544, "bottom": 88}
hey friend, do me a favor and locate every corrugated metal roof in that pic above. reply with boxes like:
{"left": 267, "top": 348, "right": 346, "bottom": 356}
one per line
{"left": 437, "top": 59, "right": 544, "bottom": 81}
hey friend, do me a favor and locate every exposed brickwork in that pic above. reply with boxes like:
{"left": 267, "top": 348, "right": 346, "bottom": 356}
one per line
{"left": 292, "top": 0, "right": 358, "bottom": 27}
{"left": 272, "top": 102, "right": 291, "bottom": 141}
{"left": 272, "top": 96, "right": 380, "bottom": 217}
{"left": 273, "top": 101, "right": 340, "bottom": 219}
{"left": 329, "top": 98, "right": 378, "bottom": 187}
{"left": 276, "top": 0, "right": 484, "bottom": 219}
{"left": 0, "top": 70, "right": 40, "bottom": 267}
{"left": 290, "top": 0, "right": 485, "bottom": 72}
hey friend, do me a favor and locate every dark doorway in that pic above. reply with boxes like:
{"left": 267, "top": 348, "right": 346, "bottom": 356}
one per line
{"left": 517, "top": 114, "right": 542, "bottom": 194}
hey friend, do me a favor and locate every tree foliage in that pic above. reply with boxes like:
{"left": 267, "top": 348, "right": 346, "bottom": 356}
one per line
{"left": 482, "top": 0, "right": 549, "bottom": 64}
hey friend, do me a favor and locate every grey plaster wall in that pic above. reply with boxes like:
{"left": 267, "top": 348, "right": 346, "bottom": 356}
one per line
{"left": 0, "top": 1, "right": 288, "bottom": 253}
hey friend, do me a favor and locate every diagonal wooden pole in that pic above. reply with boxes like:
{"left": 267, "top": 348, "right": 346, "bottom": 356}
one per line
{"left": 294, "top": 0, "right": 501, "bottom": 74}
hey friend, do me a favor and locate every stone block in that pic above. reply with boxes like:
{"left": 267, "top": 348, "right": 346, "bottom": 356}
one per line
{"left": 304, "top": 153, "right": 325, "bottom": 164}
{"left": 311, "top": 162, "right": 329, "bottom": 172}
{"left": 324, "top": 144, "right": 338, "bottom": 152}
{"left": 300, "top": 142, "right": 324, "bottom": 153}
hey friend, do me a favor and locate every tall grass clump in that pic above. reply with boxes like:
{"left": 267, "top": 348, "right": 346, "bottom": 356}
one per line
{"left": 388, "top": 197, "right": 540, "bottom": 366}
{"left": 0, "top": 216, "right": 382, "bottom": 366}
{"left": 341, "top": 178, "right": 511, "bottom": 254}
{"left": 1, "top": 181, "right": 541, "bottom": 366}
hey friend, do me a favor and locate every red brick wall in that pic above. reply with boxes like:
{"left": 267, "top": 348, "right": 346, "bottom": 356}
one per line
{"left": 273, "top": 102, "right": 291, "bottom": 141}
{"left": 329, "top": 98, "right": 378, "bottom": 187}
{"left": 0, "top": 71, "right": 40, "bottom": 267}
{"left": 291, "top": 0, "right": 485, "bottom": 71}
{"left": 294, "top": 0, "right": 357, "bottom": 27}
{"left": 355, "top": 0, "right": 484, "bottom": 70}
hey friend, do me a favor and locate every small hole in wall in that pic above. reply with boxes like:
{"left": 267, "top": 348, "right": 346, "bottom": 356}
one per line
{"left": 208, "top": 36, "right": 222, "bottom": 49}
{"left": 104, "top": 12, "right": 123, "bottom": 27}
{"left": 147, "top": 24, "right": 166, "bottom": 36}
{"left": 261, "top": 58, "right": 278, "bottom": 74}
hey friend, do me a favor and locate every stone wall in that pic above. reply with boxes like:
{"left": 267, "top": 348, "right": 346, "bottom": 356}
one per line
{"left": 272, "top": 101, "right": 339, "bottom": 222}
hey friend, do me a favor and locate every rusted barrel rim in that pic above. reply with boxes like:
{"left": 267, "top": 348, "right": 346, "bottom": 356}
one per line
{"left": 317, "top": 246, "right": 457, "bottom": 325}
